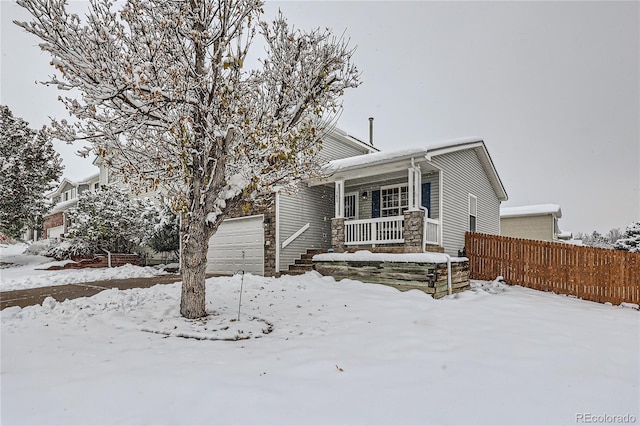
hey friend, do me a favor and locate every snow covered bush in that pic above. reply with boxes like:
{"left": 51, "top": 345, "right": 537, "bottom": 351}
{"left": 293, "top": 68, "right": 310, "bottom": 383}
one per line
{"left": 574, "top": 231, "right": 614, "bottom": 249}
{"left": 614, "top": 221, "right": 640, "bottom": 252}
{"left": 46, "top": 238, "right": 97, "bottom": 260}
{"left": 23, "top": 239, "right": 55, "bottom": 256}
{"left": 66, "top": 186, "right": 155, "bottom": 254}
{"left": 142, "top": 205, "right": 180, "bottom": 260}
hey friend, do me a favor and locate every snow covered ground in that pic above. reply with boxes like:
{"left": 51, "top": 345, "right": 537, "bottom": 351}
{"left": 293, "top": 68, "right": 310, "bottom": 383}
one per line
{"left": 0, "top": 243, "right": 168, "bottom": 291}
{"left": 1, "top": 257, "right": 638, "bottom": 425}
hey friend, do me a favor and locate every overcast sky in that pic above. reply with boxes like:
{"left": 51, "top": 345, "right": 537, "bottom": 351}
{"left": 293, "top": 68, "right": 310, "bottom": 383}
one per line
{"left": 1, "top": 1, "right": 638, "bottom": 235}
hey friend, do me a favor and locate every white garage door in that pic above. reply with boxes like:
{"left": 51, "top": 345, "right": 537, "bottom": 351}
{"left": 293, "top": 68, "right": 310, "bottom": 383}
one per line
{"left": 207, "top": 215, "right": 264, "bottom": 275}
{"left": 47, "top": 225, "right": 64, "bottom": 240}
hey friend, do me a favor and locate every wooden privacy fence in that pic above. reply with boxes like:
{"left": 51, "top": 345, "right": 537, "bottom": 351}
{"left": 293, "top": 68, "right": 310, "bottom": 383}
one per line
{"left": 465, "top": 232, "right": 640, "bottom": 305}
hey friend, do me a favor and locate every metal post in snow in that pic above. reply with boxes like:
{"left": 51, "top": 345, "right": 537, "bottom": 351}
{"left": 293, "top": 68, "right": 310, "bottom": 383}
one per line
{"left": 237, "top": 250, "right": 245, "bottom": 322}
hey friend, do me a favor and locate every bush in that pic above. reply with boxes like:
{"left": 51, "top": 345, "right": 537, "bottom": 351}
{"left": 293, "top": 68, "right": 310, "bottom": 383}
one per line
{"left": 67, "top": 186, "right": 154, "bottom": 254}
{"left": 23, "top": 239, "right": 55, "bottom": 256}
{"left": 46, "top": 238, "right": 97, "bottom": 260}
{"left": 614, "top": 221, "right": 640, "bottom": 253}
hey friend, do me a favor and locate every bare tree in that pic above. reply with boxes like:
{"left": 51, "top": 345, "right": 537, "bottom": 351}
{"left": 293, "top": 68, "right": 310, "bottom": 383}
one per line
{"left": 16, "top": 0, "right": 359, "bottom": 318}
{"left": 606, "top": 228, "right": 623, "bottom": 244}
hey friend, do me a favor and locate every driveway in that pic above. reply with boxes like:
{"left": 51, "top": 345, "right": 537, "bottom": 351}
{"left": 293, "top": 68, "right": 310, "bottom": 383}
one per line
{"left": 0, "top": 274, "right": 183, "bottom": 310}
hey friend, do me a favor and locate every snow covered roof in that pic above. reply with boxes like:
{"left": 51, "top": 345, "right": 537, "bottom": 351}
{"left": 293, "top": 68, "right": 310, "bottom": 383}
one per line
{"left": 327, "top": 127, "right": 378, "bottom": 154}
{"left": 326, "top": 136, "right": 483, "bottom": 172}
{"left": 500, "top": 204, "right": 562, "bottom": 219}
{"left": 47, "top": 198, "right": 79, "bottom": 215}
{"left": 557, "top": 230, "right": 573, "bottom": 240}
{"left": 321, "top": 137, "right": 508, "bottom": 201}
{"left": 78, "top": 172, "right": 99, "bottom": 185}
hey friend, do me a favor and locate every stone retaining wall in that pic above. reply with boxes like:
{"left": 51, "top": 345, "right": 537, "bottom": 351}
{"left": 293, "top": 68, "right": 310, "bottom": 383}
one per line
{"left": 314, "top": 258, "right": 470, "bottom": 299}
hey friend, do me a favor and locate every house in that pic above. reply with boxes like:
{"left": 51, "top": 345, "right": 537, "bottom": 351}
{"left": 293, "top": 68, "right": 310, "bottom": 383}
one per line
{"left": 206, "top": 135, "right": 509, "bottom": 276}
{"left": 500, "top": 204, "right": 572, "bottom": 242}
{"left": 206, "top": 128, "right": 377, "bottom": 276}
{"left": 43, "top": 173, "right": 101, "bottom": 240}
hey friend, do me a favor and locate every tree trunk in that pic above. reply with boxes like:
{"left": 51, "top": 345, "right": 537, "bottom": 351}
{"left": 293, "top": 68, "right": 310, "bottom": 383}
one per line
{"left": 180, "top": 210, "right": 209, "bottom": 319}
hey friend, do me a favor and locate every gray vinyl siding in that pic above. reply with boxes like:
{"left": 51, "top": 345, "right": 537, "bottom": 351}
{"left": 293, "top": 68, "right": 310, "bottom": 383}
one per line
{"left": 78, "top": 183, "right": 89, "bottom": 195}
{"left": 318, "top": 134, "right": 371, "bottom": 163}
{"left": 431, "top": 149, "right": 501, "bottom": 256}
{"left": 278, "top": 185, "right": 334, "bottom": 271}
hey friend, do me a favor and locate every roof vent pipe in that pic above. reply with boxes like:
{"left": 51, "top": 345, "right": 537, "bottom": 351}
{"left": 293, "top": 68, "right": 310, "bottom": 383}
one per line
{"left": 368, "top": 117, "right": 374, "bottom": 146}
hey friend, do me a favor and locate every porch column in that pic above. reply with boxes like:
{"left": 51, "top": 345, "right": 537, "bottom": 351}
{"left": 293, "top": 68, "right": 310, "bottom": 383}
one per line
{"left": 331, "top": 218, "right": 346, "bottom": 253}
{"left": 334, "top": 180, "right": 345, "bottom": 218}
{"left": 407, "top": 165, "right": 422, "bottom": 211}
{"left": 403, "top": 209, "right": 425, "bottom": 253}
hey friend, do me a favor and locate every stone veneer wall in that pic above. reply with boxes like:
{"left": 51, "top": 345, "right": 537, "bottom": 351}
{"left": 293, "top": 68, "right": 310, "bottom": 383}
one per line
{"left": 314, "top": 259, "right": 470, "bottom": 299}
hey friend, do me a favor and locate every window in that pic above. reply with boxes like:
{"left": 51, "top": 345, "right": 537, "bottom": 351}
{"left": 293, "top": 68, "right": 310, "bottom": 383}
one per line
{"left": 469, "top": 194, "right": 477, "bottom": 232}
{"left": 344, "top": 192, "right": 358, "bottom": 220}
{"left": 381, "top": 185, "right": 409, "bottom": 217}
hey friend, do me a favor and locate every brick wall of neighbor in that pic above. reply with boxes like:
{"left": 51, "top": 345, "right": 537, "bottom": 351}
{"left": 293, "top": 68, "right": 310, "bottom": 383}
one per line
{"left": 47, "top": 254, "right": 140, "bottom": 269}
{"left": 43, "top": 212, "right": 64, "bottom": 235}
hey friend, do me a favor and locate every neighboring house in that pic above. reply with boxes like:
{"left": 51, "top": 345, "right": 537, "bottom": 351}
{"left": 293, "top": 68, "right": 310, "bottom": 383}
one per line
{"left": 500, "top": 204, "right": 572, "bottom": 242}
{"left": 43, "top": 173, "right": 101, "bottom": 240}
{"left": 206, "top": 135, "right": 509, "bottom": 276}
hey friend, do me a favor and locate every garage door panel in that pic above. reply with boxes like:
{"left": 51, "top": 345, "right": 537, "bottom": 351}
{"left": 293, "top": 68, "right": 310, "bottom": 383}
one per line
{"left": 206, "top": 216, "right": 264, "bottom": 275}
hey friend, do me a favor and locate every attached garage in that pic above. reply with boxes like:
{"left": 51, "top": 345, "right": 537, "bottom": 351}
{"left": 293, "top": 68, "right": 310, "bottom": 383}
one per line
{"left": 47, "top": 225, "right": 64, "bottom": 240}
{"left": 206, "top": 215, "right": 265, "bottom": 276}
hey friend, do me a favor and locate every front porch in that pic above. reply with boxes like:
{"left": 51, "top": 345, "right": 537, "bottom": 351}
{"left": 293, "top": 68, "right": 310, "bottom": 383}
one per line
{"left": 332, "top": 211, "right": 442, "bottom": 254}
{"left": 327, "top": 162, "right": 443, "bottom": 253}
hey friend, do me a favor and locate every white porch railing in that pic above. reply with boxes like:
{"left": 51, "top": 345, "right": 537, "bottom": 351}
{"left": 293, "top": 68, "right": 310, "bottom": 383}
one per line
{"left": 424, "top": 217, "right": 440, "bottom": 246}
{"left": 344, "top": 216, "right": 405, "bottom": 245}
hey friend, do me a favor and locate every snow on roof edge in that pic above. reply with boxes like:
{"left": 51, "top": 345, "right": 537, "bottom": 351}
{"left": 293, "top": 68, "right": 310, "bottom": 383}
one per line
{"left": 326, "top": 136, "right": 484, "bottom": 172}
{"left": 500, "top": 204, "right": 562, "bottom": 218}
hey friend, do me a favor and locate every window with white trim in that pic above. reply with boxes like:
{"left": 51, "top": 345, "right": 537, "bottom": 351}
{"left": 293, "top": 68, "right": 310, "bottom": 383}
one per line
{"left": 344, "top": 192, "right": 358, "bottom": 220}
{"left": 469, "top": 194, "right": 477, "bottom": 232}
{"left": 381, "top": 185, "right": 409, "bottom": 217}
